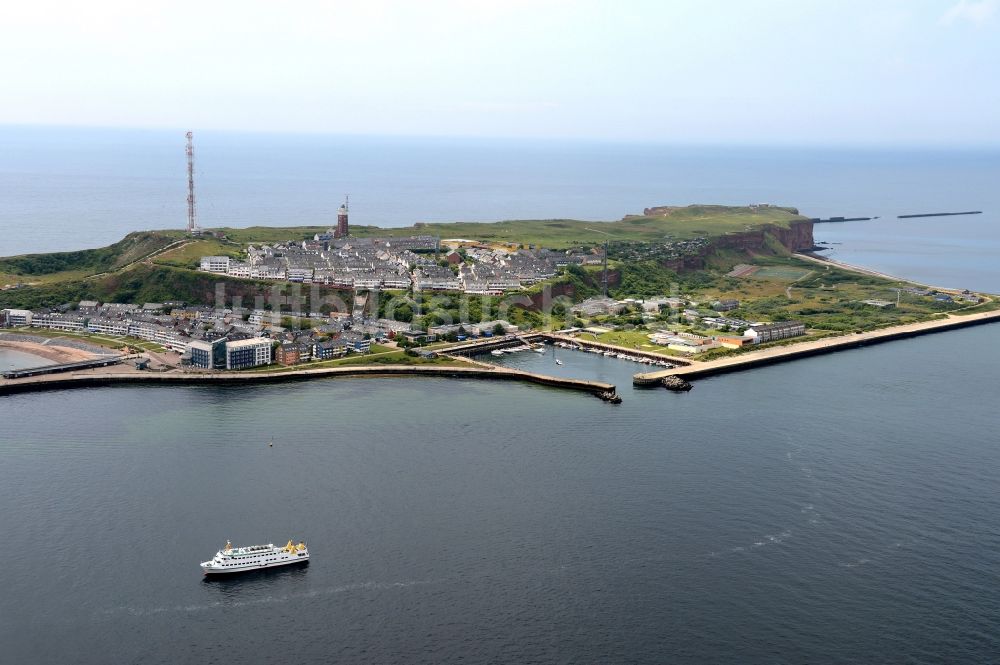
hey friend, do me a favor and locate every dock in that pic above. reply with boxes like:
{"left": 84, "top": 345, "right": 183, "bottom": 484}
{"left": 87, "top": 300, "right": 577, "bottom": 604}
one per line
{"left": 633, "top": 310, "right": 1000, "bottom": 385}
{"left": 1, "top": 354, "right": 136, "bottom": 379}
{"left": 0, "top": 362, "right": 620, "bottom": 402}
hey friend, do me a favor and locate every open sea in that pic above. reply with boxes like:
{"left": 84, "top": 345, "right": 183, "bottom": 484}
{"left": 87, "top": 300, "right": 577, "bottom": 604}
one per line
{"left": 0, "top": 127, "right": 998, "bottom": 664}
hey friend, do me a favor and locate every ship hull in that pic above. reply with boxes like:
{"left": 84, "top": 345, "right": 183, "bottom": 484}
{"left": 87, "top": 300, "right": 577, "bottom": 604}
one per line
{"left": 202, "top": 556, "right": 309, "bottom": 575}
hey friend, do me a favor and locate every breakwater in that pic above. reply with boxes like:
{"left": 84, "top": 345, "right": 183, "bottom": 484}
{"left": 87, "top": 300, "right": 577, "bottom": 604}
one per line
{"left": 810, "top": 216, "right": 873, "bottom": 223}
{"left": 0, "top": 363, "right": 620, "bottom": 402}
{"left": 633, "top": 310, "right": 1000, "bottom": 385}
{"left": 898, "top": 211, "right": 982, "bottom": 219}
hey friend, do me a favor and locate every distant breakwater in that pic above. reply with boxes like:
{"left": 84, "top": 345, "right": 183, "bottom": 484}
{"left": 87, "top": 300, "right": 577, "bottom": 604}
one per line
{"left": 811, "top": 210, "right": 983, "bottom": 223}
{"left": 898, "top": 211, "right": 982, "bottom": 219}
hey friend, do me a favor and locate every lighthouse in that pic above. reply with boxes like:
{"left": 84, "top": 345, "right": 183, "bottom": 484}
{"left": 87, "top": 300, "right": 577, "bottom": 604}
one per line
{"left": 335, "top": 196, "right": 349, "bottom": 238}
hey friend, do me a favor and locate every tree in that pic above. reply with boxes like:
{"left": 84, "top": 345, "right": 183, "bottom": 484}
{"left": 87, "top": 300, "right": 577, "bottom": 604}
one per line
{"left": 493, "top": 323, "right": 506, "bottom": 335}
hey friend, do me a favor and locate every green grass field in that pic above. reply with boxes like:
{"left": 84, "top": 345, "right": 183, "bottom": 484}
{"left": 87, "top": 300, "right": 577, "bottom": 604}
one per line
{"left": 752, "top": 266, "right": 814, "bottom": 280}
{"left": 152, "top": 238, "right": 242, "bottom": 269}
{"left": 592, "top": 330, "right": 685, "bottom": 357}
{"left": 3, "top": 327, "right": 166, "bottom": 352}
{"left": 210, "top": 205, "right": 804, "bottom": 250}
{"left": 251, "top": 348, "right": 464, "bottom": 372}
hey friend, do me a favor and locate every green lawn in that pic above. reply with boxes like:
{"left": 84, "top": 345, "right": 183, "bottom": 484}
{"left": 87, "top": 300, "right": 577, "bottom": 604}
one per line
{"left": 2, "top": 327, "right": 165, "bottom": 352}
{"left": 592, "top": 330, "right": 683, "bottom": 357}
{"left": 250, "top": 348, "right": 464, "bottom": 372}
{"left": 152, "top": 238, "right": 243, "bottom": 269}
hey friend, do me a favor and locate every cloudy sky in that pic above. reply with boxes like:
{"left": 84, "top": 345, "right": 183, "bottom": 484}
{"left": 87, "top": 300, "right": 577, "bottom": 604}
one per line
{"left": 1, "top": 0, "right": 997, "bottom": 144}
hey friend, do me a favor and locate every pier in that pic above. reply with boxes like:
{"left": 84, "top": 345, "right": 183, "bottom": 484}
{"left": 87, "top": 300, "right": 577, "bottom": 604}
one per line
{"left": 0, "top": 361, "right": 620, "bottom": 402}
{"left": 634, "top": 310, "right": 1000, "bottom": 385}
{"left": 1, "top": 354, "right": 136, "bottom": 379}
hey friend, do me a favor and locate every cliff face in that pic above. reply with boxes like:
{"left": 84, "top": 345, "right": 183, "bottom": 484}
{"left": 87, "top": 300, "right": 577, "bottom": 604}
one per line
{"left": 526, "top": 269, "right": 622, "bottom": 309}
{"left": 662, "top": 220, "right": 814, "bottom": 273}
{"left": 722, "top": 219, "right": 813, "bottom": 253}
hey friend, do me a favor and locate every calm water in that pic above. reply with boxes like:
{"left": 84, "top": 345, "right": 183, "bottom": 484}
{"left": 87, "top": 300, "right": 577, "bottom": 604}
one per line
{"left": 1, "top": 128, "right": 999, "bottom": 663}
{"left": 0, "top": 348, "right": 45, "bottom": 372}
{"left": 1, "top": 330, "right": 998, "bottom": 663}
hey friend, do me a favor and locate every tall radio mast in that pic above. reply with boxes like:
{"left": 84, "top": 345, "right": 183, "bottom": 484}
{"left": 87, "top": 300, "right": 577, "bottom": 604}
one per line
{"left": 186, "top": 131, "right": 198, "bottom": 234}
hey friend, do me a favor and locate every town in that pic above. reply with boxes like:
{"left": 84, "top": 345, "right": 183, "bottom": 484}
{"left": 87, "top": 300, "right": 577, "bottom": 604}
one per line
{"left": 196, "top": 199, "right": 608, "bottom": 294}
{"left": 0, "top": 290, "right": 814, "bottom": 374}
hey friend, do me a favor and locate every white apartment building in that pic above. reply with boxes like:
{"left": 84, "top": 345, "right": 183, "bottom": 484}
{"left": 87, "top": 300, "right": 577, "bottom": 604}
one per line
{"left": 200, "top": 256, "right": 231, "bottom": 273}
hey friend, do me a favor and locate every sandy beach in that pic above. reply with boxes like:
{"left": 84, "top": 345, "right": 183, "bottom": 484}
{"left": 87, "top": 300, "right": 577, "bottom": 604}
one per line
{"left": 0, "top": 340, "right": 99, "bottom": 364}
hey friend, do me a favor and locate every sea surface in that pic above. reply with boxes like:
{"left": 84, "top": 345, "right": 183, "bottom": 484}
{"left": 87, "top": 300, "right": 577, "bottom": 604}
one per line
{"left": 0, "top": 348, "right": 45, "bottom": 372}
{"left": 1, "top": 128, "right": 999, "bottom": 663}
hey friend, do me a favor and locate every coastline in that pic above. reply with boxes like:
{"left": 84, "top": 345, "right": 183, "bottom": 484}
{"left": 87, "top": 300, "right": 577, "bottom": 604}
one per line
{"left": 3, "top": 246, "right": 997, "bottom": 396}
{"left": 0, "top": 339, "right": 99, "bottom": 364}
{"left": 0, "top": 362, "right": 619, "bottom": 400}
{"left": 634, "top": 309, "right": 1000, "bottom": 384}
{"left": 796, "top": 251, "right": 988, "bottom": 294}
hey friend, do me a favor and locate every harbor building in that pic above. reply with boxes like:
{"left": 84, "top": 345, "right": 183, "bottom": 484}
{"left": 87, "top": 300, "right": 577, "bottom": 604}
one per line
{"left": 275, "top": 341, "right": 305, "bottom": 366}
{"left": 30, "top": 313, "right": 86, "bottom": 332}
{"left": 225, "top": 338, "right": 272, "bottom": 370}
{"left": 338, "top": 331, "right": 371, "bottom": 353}
{"left": 1, "top": 309, "right": 33, "bottom": 326}
{"left": 745, "top": 321, "right": 806, "bottom": 344}
{"left": 187, "top": 339, "right": 227, "bottom": 369}
{"left": 199, "top": 256, "right": 231, "bottom": 273}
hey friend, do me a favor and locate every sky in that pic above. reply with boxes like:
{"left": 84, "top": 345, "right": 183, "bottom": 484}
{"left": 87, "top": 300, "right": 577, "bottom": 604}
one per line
{"left": 1, "top": 0, "right": 997, "bottom": 145}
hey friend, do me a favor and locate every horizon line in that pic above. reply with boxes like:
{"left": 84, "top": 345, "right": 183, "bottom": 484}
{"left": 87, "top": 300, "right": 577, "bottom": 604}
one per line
{"left": 2, "top": 122, "right": 999, "bottom": 152}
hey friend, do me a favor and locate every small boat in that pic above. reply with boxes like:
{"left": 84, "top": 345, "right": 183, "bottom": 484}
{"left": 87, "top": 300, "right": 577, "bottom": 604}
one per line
{"left": 201, "top": 539, "right": 309, "bottom": 575}
{"left": 532, "top": 347, "right": 546, "bottom": 354}
{"left": 491, "top": 350, "right": 504, "bottom": 356}
{"left": 555, "top": 359, "right": 564, "bottom": 365}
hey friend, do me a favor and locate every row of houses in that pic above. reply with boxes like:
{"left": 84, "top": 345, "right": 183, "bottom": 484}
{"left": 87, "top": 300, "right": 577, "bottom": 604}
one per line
{"left": 2, "top": 308, "right": 191, "bottom": 352}
{"left": 199, "top": 236, "right": 599, "bottom": 294}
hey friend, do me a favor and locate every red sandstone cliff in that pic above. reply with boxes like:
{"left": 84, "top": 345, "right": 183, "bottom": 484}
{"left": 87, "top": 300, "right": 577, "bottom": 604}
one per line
{"left": 662, "top": 220, "right": 814, "bottom": 272}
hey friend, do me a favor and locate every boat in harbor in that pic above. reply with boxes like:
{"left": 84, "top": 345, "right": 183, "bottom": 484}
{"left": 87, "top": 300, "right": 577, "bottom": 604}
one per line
{"left": 491, "top": 349, "right": 505, "bottom": 356}
{"left": 200, "top": 539, "right": 309, "bottom": 575}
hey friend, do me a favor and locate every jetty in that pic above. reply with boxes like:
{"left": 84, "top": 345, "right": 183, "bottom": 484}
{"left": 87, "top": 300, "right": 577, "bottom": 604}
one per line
{"left": 810, "top": 216, "right": 873, "bottom": 223}
{"left": 1, "top": 354, "right": 138, "bottom": 379}
{"left": 634, "top": 310, "right": 1000, "bottom": 385}
{"left": 0, "top": 361, "right": 621, "bottom": 403}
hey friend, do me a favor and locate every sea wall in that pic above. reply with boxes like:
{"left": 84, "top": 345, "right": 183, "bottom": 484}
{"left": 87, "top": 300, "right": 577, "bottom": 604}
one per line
{"left": 0, "top": 364, "right": 618, "bottom": 400}
{"left": 633, "top": 310, "right": 1000, "bottom": 385}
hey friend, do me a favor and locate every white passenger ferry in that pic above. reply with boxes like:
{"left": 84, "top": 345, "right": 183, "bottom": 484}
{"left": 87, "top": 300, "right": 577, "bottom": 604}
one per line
{"left": 200, "top": 540, "right": 309, "bottom": 575}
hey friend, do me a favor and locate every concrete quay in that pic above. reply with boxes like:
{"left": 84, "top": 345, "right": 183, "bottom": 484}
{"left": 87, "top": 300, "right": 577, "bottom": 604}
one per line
{"left": 540, "top": 333, "right": 692, "bottom": 365}
{"left": 634, "top": 310, "right": 1000, "bottom": 385}
{"left": 0, "top": 362, "right": 620, "bottom": 402}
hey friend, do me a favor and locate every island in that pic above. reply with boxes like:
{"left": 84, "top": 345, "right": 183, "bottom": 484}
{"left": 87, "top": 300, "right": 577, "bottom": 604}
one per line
{"left": 2, "top": 204, "right": 997, "bottom": 399}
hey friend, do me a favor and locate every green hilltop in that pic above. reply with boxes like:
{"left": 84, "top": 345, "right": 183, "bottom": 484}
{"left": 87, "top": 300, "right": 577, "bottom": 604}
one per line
{"left": 218, "top": 204, "right": 804, "bottom": 248}
{"left": 0, "top": 205, "right": 806, "bottom": 311}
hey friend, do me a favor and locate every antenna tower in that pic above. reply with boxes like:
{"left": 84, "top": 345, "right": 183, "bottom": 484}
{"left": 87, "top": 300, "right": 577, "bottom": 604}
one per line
{"left": 186, "top": 131, "right": 198, "bottom": 234}
{"left": 602, "top": 239, "right": 609, "bottom": 298}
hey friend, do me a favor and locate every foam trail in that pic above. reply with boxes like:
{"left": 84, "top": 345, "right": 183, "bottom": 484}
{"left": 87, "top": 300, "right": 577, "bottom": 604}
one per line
{"left": 100, "top": 577, "right": 452, "bottom": 617}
